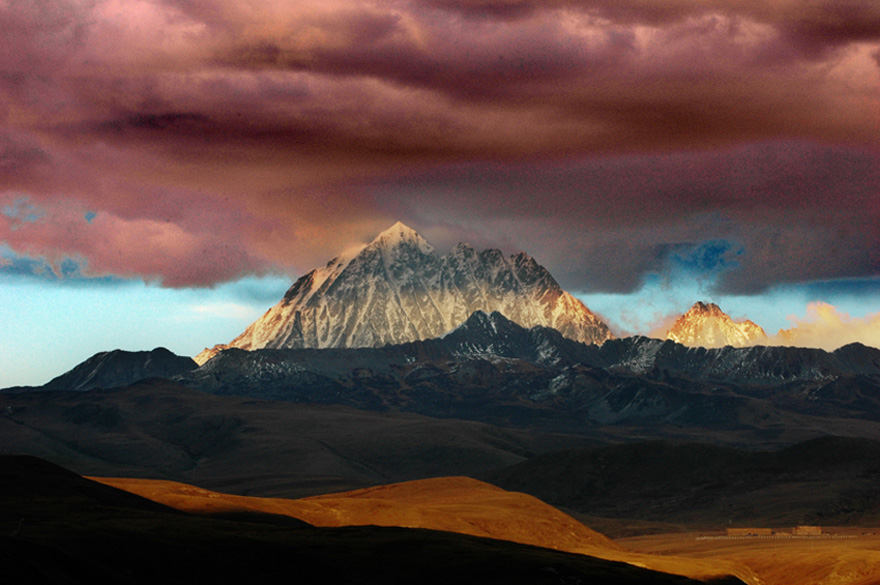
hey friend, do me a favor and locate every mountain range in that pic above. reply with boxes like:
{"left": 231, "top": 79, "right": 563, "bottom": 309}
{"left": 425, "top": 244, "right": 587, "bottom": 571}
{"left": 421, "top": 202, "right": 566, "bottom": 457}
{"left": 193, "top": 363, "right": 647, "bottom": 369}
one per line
{"left": 6, "top": 222, "right": 879, "bottom": 444}
{"left": 194, "top": 223, "right": 836, "bottom": 365}
{"left": 182, "top": 311, "right": 880, "bottom": 439}
{"left": 12, "top": 310, "right": 880, "bottom": 446}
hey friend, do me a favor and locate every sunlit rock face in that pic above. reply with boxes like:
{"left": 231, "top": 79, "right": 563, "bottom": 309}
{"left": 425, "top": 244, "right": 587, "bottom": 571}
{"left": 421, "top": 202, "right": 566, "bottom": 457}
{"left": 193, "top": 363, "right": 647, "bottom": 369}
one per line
{"left": 666, "top": 301, "right": 767, "bottom": 349}
{"left": 196, "top": 222, "right": 611, "bottom": 364}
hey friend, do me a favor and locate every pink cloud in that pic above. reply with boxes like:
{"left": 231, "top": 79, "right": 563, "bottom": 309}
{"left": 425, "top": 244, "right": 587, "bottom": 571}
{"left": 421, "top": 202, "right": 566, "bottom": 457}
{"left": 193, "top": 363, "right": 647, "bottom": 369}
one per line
{"left": 0, "top": 193, "right": 278, "bottom": 287}
{"left": 0, "top": 0, "right": 877, "bottom": 289}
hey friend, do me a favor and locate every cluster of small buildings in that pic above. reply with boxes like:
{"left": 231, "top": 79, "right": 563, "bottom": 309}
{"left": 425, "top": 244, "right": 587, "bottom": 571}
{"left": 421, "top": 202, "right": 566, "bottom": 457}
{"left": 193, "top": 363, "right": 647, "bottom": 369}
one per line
{"left": 725, "top": 526, "right": 823, "bottom": 537}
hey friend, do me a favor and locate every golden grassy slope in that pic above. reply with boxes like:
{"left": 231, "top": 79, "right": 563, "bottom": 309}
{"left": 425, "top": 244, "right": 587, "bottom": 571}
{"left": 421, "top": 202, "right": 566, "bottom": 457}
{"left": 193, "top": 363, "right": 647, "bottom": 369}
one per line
{"left": 93, "top": 475, "right": 759, "bottom": 584}
{"left": 94, "top": 476, "right": 615, "bottom": 551}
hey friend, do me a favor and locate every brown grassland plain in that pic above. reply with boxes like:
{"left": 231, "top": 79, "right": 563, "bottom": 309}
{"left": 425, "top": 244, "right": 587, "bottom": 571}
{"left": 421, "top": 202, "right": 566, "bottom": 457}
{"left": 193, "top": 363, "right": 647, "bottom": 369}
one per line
{"left": 620, "top": 532, "right": 880, "bottom": 585}
{"left": 95, "top": 475, "right": 880, "bottom": 585}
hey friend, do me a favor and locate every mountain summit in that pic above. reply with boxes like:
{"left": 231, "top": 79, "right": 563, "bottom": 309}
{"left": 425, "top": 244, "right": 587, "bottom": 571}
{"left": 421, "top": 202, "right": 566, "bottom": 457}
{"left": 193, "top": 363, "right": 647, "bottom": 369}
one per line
{"left": 196, "top": 223, "right": 612, "bottom": 363}
{"left": 665, "top": 301, "right": 767, "bottom": 348}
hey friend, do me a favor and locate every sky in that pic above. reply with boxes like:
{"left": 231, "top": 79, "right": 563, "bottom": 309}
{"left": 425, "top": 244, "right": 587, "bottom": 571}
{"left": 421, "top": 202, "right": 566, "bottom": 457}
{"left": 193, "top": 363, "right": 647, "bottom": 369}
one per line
{"left": 1, "top": 0, "right": 879, "bottom": 387}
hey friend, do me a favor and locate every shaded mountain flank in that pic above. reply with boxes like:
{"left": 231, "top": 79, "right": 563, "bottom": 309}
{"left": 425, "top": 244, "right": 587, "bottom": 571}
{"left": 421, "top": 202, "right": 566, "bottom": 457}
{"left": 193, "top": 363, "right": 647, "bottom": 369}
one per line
{"left": 0, "top": 456, "right": 742, "bottom": 585}
{"left": 183, "top": 310, "right": 880, "bottom": 399}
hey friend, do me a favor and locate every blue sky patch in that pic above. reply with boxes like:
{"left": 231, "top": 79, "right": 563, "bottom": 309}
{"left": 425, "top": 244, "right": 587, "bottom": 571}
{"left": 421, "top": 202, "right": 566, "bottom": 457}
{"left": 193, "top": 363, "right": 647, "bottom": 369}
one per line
{"left": 1, "top": 196, "right": 43, "bottom": 225}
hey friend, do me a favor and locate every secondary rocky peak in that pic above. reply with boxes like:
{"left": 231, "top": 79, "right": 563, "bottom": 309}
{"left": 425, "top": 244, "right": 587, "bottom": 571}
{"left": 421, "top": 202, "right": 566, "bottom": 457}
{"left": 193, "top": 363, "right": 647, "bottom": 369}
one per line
{"left": 666, "top": 301, "right": 767, "bottom": 349}
{"left": 42, "top": 348, "right": 197, "bottom": 391}
{"left": 449, "top": 310, "right": 516, "bottom": 335}
{"left": 195, "top": 223, "right": 612, "bottom": 363}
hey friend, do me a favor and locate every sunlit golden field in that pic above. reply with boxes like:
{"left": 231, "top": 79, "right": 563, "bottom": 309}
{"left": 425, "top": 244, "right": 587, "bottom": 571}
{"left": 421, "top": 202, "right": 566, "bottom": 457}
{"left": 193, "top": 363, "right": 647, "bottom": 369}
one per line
{"left": 101, "top": 475, "right": 877, "bottom": 585}
{"left": 620, "top": 531, "right": 880, "bottom": 585}
{"left": 94, "top": 474, "right": 880, "bottom": 585}
{"left": 94, "top": 476, "right": 619, "bottom": 553}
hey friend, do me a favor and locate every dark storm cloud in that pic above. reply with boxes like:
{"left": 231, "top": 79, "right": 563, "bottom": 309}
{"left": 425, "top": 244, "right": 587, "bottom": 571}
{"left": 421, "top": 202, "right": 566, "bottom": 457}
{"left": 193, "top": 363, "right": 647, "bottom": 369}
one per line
{"left": 428, "top": 0, "right": 880, "bottom": 36}
{"left": 368, "top": 143, "right": 880, "bottom": 294}
{"left": 0, "top": 0, "right": 877, "bottom": 290}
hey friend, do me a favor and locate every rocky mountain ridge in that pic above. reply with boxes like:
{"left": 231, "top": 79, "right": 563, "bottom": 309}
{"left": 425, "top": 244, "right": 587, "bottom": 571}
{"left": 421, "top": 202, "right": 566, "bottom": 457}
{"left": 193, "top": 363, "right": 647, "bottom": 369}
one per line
{"left": 181, "top": 311, "right": 880, "bottom": 439}
{"left": 185, "top": 311, "right": 880, "bottom": 388}
{"left": 7, "top": 311, "right": 880, "bottom": 444}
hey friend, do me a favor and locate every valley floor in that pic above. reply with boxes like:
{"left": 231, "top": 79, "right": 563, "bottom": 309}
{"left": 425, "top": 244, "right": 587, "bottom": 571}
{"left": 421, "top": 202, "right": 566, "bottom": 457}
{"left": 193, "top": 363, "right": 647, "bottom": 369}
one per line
{"left": 619, "top": 530, "right": 880, "bottom": 585}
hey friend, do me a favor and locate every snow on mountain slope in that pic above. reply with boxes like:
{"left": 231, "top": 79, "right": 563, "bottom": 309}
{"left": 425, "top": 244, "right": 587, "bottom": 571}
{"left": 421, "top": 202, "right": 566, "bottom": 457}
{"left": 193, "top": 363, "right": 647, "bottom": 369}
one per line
{"left": 196, "top": 222, "right": 612, "bottom": 364}
{"left": 666, "top": 302, "right": 767, "bottom": 349}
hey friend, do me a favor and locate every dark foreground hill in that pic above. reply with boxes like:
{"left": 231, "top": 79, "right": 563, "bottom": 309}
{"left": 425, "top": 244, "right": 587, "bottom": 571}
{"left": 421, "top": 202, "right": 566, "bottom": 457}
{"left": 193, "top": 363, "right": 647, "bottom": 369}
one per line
{"left": 0, "top": 456, "right": 740, "bottom": 585}
{"left": 0, "top": 379, "right": 596, "bottom": 497}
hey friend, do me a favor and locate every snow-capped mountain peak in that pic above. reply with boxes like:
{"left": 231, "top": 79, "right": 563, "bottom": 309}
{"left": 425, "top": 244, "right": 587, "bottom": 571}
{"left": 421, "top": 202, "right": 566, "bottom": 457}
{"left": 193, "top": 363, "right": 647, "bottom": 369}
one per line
{"left": 666, "top": 301, "right": 767, "bottom": 349}
{"left": 369, "top": 221, "right": 434, "bottom": 255}
{"left": 689, "top": 301, "right": 725, "bottom": 317}
{"left": 195, "top": 222, "right": 612, "bottom": 364}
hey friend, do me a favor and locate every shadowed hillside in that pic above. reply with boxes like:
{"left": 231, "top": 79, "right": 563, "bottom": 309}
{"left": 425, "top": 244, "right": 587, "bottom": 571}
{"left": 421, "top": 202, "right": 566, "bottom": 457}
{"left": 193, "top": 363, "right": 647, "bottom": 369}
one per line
{"left": 488, "top": 437, "right": 880, "bottom": 534}
{"left": 0, "top": 379, "right": 596, "bottom": 497}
